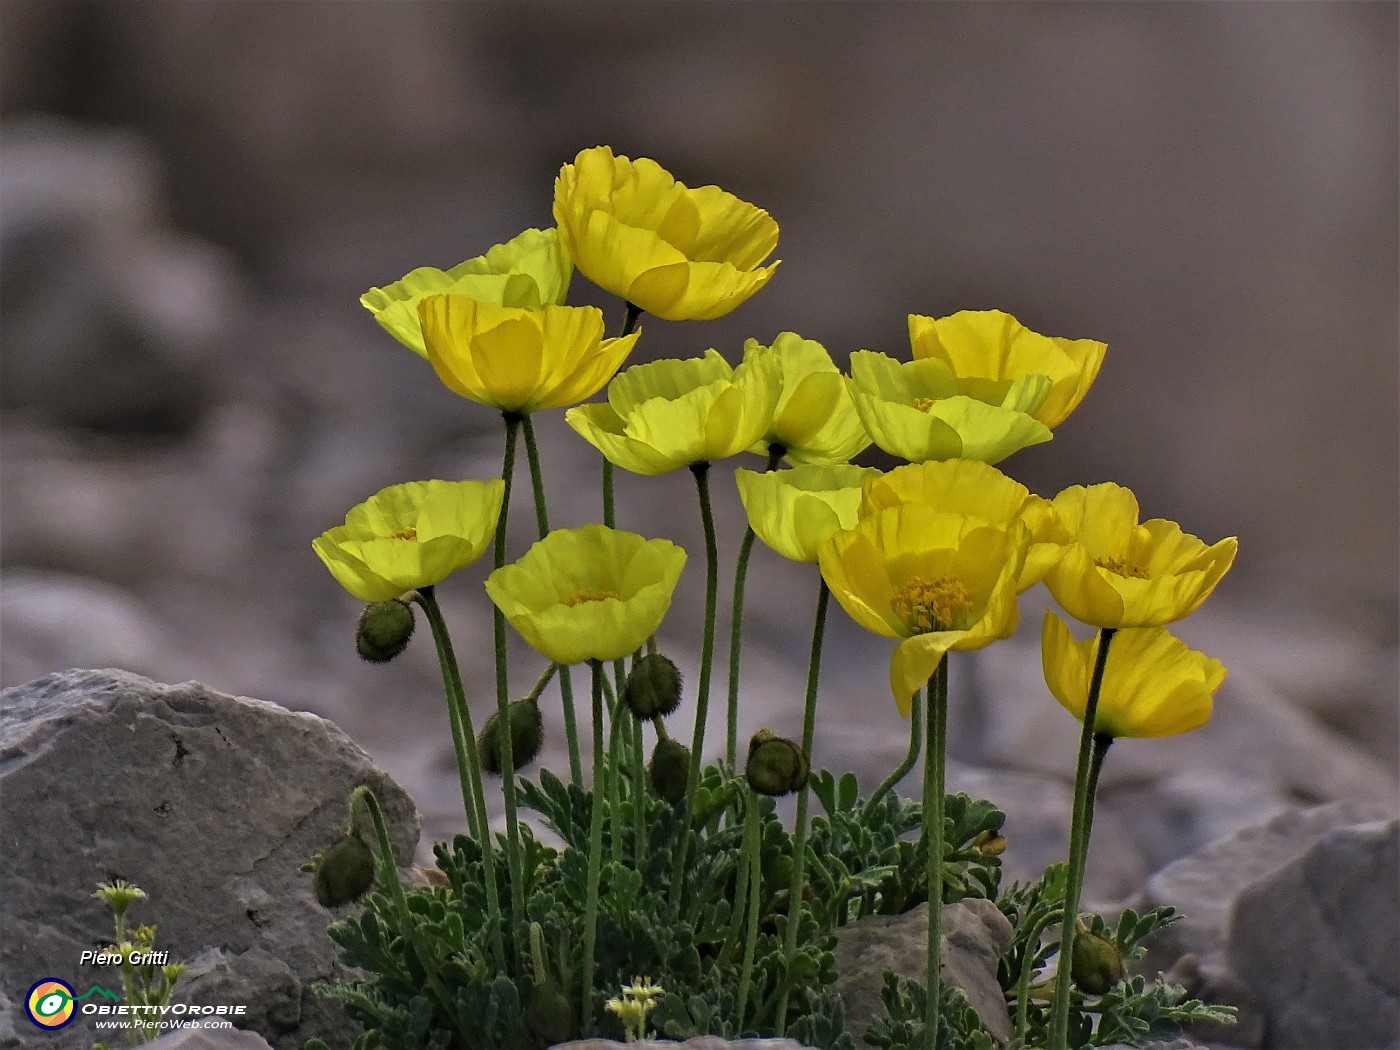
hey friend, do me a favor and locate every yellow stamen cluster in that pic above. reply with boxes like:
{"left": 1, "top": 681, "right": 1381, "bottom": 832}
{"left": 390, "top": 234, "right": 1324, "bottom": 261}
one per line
{"left": 912, "top": 396, "right": 937, "bottom": 413}
{"left": 890, "top": 574, "right": 973, "bottom": 634}
{"left": 562, "top": 588, "right": 621, "bottom": 608}
{"left": 1094, "top": 555, "right": 1148, "bottom": 579}
{"left": 391, "top": 526, "right": 418, "bottom": 541}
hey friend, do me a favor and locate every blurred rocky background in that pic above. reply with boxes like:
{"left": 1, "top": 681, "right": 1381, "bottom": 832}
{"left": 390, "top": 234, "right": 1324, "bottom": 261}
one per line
{"left": 2, "top": 0, "right": 1396, "bottom": 893}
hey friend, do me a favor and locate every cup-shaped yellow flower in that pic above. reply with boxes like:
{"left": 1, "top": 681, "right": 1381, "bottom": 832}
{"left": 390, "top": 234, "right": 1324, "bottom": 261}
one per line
{"left": 565, "top": 349, "right": 781, "bottom": 475}
{"left": 416, "top": 298, "right": 640, "bottom": 415}
{"left": 742, "top": 333, "right": 870, "bottom": 465}
{"left": 553, "top": 146, "right": 779, "bottom": 321}
{"left": 859, "top": 459, "right": 1070, "bottom": 589}
{"left": 818, "top": 506, "right": 1029, "bottom": 715}
{"left": 313, "top": 479, "right": 505, "bottom": 602}
{"left": 360, "top": 228, "right": 572, "bottom": 358}
{"left": 1044, "top": 483, "right": 1238, "bottom": 628}
{"left": 1041, "top": 612, "right": 1224, "bottom": 738}
{"left": 847, "top": 350, "right": 1053, "bottom": 464}
{"left": 736, "top": 464, "right": 882, "bottom": 563}
{"left": 485, "top": 524, "right": 687, "bottom": 665}
{"left": 908, "top": 310, "right": 1106, "bottom": 429}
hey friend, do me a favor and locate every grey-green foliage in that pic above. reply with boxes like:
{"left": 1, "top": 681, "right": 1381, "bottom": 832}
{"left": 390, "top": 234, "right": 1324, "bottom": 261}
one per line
{"left": 314, "top": 765, "right": 1006, "bottom": 1049}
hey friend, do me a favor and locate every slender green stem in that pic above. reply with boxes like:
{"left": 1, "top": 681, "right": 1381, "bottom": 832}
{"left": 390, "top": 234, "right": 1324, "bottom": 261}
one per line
{"left": 350, "top": 786, "right": 475, "bottom": 1047}
{"left": 606, "top": 683, "right": 626, "bottom": 864}
{"left": 924, "top": 659, "right": 949, "bottom": 1048}
{"left": 580, "top": 660, "right": 608, "bottom": 1029}
{"left": 1015, "top": 906, "right": 1063, "bottom": 1042}
{"left": 412, "top": 587, "right": 504, "bottom": 971}
{"left": 619, "top": 300, "right": 643, "bottom": 338}
{"left": 628, "top": 699, "right": 647, "bottom": 868}
{"left": 735, "top": 788, "right": 763, "bottom": 1031}
{"left": 724, "top": 445, "right": 784, "bottom": 770}
{"left": 493, "top": 413, "right": 527, "bottom": 965}
{"left": 861, "top": 686, "right": 923, "bottom": 821}
{"left": 1048, "top": 627, "right": 1118, "bottom": 1050}
{"left": 670, "top": 461, "right": 720, "bottom": 904}
{"left": 775, "top": 577, "right": 830, "bottom": 1030}
{"left": 602, "top": 456, "right": 629, "bottom": 703}
{"left": 521, "top": 413, "right": 584, "bottom": 787}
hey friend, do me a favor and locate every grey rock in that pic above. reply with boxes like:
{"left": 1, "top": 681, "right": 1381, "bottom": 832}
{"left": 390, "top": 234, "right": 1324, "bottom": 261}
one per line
{"left": 1225, "top": 818, "right": 1399, "bottom": 1050}
{"left": 1134, "top": 801, "right": 1394, "bottom": 977}
{"left": 832, "top": 900, "right": 1014, "bottom": 1046}
{"left": 0, "top": 669, "right": 420, "bottom": 1050}
{"left": 145, "top": 1030, "right": 275, "bottom": 1049}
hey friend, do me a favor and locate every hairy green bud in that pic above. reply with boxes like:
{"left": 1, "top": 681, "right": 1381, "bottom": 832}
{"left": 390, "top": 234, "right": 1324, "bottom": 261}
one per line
{"left": 355, "top": 599, "right": 415, "bottom": 663}
{"left": 647, "top": 737, "right": 690, "bottom": 805}
{"left": 479, "top": 697, "right": 545, "bottom": 775}
{"left": 623, "top": 654, "right": 683, "bottom": 719}
{"left": 1071, "top": 920, "right": 1126, "bottom": 995}
{"left": 313, "top": 833, "right": 375, "bottom": 907}
{"left": 524, "top": 979, "right": 576, "bottom": 1048}
{"left": 745, "top": 729, "right": 808, "bottom": 797}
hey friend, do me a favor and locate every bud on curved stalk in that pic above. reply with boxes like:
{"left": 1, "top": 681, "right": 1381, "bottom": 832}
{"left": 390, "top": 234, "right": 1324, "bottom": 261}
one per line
{"left": 312, "top": 832, "right": 375, "bottom": 907}
{"left": 744, "top": 729, "right": 808, "bottom": 797}
{"left": 355, "top": 599, "right": 415, "bottom": 662}
{"left": 623, "top": 653, "right": 683, "bottom": 719}
{"left": 648, "top": 737, "right": 690, "bottom": 805}
{"left": 1070, "top": 919, "right": 1126, "bottom": 995}
{"left": 478, "top": 697, "right": 545, "bottom": 774}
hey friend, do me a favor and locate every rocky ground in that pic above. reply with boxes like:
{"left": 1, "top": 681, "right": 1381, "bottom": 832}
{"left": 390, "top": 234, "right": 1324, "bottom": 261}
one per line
{"left": 1, "top": 8, "right": 1397, "bottom": 1047}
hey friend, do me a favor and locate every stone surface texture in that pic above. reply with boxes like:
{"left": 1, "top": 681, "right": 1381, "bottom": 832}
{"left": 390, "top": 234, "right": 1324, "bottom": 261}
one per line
{"left": 832, "top": 899, "right": 1014, "bottom": 1046}
{"left": 0, "top": 669, "right": 420, "bottom": 1050}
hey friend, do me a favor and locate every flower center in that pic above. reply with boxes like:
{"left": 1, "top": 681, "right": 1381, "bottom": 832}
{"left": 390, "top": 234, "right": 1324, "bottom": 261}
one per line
{"left": 562, "top": 588, "right": 621, "bottom": 608}
{"left": 912, "top": 396, "right": 937, "bottom": 413}
{"left": 391, "top": 527, "right": 418, "bottom": 541}
{"left": 890, "top": 574, "right": 973, "bottom": 633}
{"left": 1094, "top": 556, "right": 1149, "bottom": 580}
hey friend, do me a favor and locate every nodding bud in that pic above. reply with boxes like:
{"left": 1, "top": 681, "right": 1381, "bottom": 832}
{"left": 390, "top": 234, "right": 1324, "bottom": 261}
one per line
{"left": 524, "top": 979, "right": 577, "bottom": 1047}
{"left": 745, "top": 729, "right": 808, "bottom": 796}
{"left": 479, "top": 698, "right": 545, "bottom": 775}
{"left": 313, "top": 833, "right": 375, "bottom": 907}
{"left": 648, "top": 737, "right": 690, "bottom": 805}
{"left": 623, "top": 654, "right": 683, "bottom": 719}
{"left": 1070, "top": 920, "right": 1126, "bottom": 995}
{"left": 355, "top": 599, "right": 415, "bottom": 663}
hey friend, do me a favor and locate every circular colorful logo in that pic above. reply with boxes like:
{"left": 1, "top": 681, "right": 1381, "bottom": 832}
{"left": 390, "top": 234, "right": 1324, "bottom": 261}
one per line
{"left": 26, "top": 979, "right": 76, "bottom": 1029}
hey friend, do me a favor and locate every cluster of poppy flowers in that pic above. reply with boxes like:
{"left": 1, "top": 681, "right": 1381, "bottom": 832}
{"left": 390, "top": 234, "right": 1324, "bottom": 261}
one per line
{"left": 316, "top": 145, "right": 1234, "bottom": 741}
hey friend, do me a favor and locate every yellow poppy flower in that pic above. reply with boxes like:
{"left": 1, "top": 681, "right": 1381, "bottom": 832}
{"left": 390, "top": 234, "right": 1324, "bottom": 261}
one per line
{"left": 1041, "top": 612, "right": 1224, "bottom": 738}
{"left": 565, "top": 349, "right": 781, "bottom": 475}
{"left": 847, "top": 350, "right": 1053, "bottom": 464}
{"left": 1044, "top": 483, "right": 1238, "bottom": 628}
{"left": 360, "top": 228, "right": 571, "bottom": 358}
{"left": 313, "top": 479, "right": 504, "bottom": 602}
{"left": 742, "top": 333, "right": 870, "bottom": 465}
{"left": 417, "top": 298, "right": 640, "bottom": 414}
{"left": 818, "top": 506, "right": 1029, "bottom": 714}
{"left": 485, "top": 524, "right": 687, "bottom": 665}
{"left": 859, "top": 459, "right": 1070, "bottom": 589}
{"left": 735, "top": 463, "right": 882, "bottom": 563}
{"left": 553, "top": 146, "right": 779, "bottom": 321}
{"left": 908, "top": 310, "right": 1106, "bottom": 428}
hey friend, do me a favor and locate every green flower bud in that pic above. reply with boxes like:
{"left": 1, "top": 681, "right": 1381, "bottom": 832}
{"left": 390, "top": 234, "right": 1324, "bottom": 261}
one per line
{"left": 648, "top": 737, "right": 690, "bottom": 805}
{"left": 971, "top": 829, "right": 1007, "bottom": 856}
{"left": 355, "top": 599, "right": 415, "bottom": 663}
{"left": 524, "top": 979, "right": 576, "bottom": 1048}
{"left": 745, "top": 729, "right": 808, "bottom": 797}
{"left": 623, "top": 654, "right": 683, "bottom": 719}
{"left": 313, "top": 833, "right": 375, "bottom": 907}
{"left": 479, "top": 697, "right": 544, "bottom": 775}
{"left": 1070, "top": 920, "right": 1126, "bottom": 995}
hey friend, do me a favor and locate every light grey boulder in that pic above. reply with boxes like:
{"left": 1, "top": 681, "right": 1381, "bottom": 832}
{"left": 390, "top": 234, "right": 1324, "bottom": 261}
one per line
{"left": 832, "top": 899, "right": 1014, "bottom": 1046}
{"left": 0, "top": 669, "right": 419, "bottom": 1050}
{"left": 1224, "top": 818, "right": 1399, "bottom": 1050}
